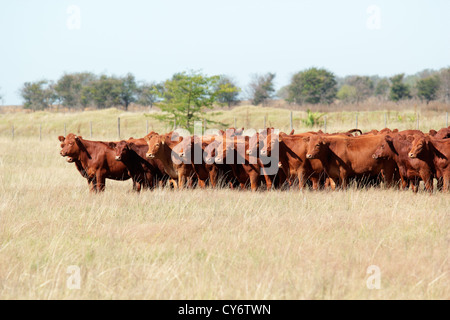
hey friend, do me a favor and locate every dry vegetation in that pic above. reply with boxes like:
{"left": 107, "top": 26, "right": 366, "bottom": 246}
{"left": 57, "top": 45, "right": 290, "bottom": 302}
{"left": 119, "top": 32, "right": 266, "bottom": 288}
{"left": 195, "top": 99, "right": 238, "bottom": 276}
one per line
{"left": 0, "top": 106, "right": 449, "bottom": 299}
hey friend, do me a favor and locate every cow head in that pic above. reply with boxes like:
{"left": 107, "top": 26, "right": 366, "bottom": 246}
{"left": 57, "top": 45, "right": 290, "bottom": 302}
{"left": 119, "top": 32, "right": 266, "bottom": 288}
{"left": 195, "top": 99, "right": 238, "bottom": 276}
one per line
{"left": 408, "top": 135, "right": 427, "bottom": 158}
{"left": 111, "top": 140, "right": 132, "bottom": 161}
{"left": 305, "top": 135, "right": 327, "bottom": 159}
{"left": 59, "top": 133, "right": 83, "bottom": 159}
{"left": 204, "top": 139, "right": 220, "bottom": 164}
{"left": 145, "top": 133, "right": 164, "bottom": 159}
{"left": 259, "top": 130, "right": 280, "bottom": 157}
{"left": 372, "top": 135, "right": 394, "bottom": 159}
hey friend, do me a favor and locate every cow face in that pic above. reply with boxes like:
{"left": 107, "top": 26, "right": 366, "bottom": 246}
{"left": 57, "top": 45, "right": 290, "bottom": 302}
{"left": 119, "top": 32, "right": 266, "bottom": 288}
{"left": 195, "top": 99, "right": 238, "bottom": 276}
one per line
{"left": 59, "top": 133, "right": 82, "bottom": 158}
{"left": 372, "top": 135, "right": 394, "bottom": 160}
{"left": 176, "top": 136, "right": 193, "bottom": 162}
{"left": 408, "top": 135, "right": 427, "bottom": 158}
{"left": 305, "top": 135, "right": 326, "bottom": 159}
{"left": 112, "top": 140, "right": 130, "bottom": 161}
{"left": 145, "top": 134, "right": 163, "bottom": 159}
{"left": 204, "top": 140, "right": 220, "bottom": 164}
{"left": 245, "top": 134, "right": 259, "bottom": 156}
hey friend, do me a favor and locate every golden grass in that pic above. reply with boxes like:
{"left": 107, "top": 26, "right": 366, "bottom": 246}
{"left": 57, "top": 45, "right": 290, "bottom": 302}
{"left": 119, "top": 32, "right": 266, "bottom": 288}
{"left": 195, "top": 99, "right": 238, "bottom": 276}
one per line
{"left": 0, "top": 137, "right": 448, "bottom": 299}
{"left": 1, "top": 104, "right": 449, "bottom": 140}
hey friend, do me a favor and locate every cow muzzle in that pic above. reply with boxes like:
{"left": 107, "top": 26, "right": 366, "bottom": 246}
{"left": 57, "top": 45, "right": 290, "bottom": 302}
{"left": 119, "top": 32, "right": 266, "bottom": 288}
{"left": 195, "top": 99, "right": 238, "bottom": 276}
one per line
{"left": 146, "top": 153, "right": 155, "bottom": 159}
{"left": 260, "top": 150, "right": 267, "bottom": 156}
{"left": 306, "top": 154, "right": 313, "bottom": 159}
{"left": 115, "top": 156, "right": 122, "bottom": 161}
{"left": 408, "top": 153, "right": 416, "bottom": 158}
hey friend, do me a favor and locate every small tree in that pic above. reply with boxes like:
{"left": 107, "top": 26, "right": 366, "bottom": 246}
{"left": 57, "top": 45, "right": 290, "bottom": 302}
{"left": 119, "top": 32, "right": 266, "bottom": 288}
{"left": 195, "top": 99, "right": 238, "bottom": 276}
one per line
{"left": 417, "top": 76, "right": 440, "bottom": 104}
{"left": 248, "top": 73, "right": 276, "bottom": 106}
{"left": 54, "top": 72, "right": 96, "bottom": 109}
{"left": 119, "top": 73, "right": 138, "bottom": 111}
{"left": 389, "top": 74, "right": 411, "bottom": 101}
{"left": 20, "top": 80, "right": 57, "bottom": 111}
{"left": 287, "top": 68, "right": 337, "bottom": 105}
{"left": 374, "top": 78, "right": 390, "bottom": 100}
{"left": 337, "top": 85, "right": 357, "bottom": 103}
{"left": 137, "top": 81, "right": 164, "bottom": 111}
{"left": 345, "top": 76, "right": 374, "bottom": 103}
{"left": 87, "top": 75, "right": 122, "bottom": 109}
{"left": 151, "top": 71, "right": 220, "bottom": 131}
{"left": 215, "top": 75, "right": 241, "bottom": 108}
{"left": 438, "top": 67, "right": 450, "bottom": 103}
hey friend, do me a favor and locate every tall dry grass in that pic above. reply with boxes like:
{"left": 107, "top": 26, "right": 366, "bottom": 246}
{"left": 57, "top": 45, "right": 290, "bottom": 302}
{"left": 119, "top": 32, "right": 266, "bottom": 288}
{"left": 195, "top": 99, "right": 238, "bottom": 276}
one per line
{"left": 0, "top": 137, "right": 448, "bottom": 299}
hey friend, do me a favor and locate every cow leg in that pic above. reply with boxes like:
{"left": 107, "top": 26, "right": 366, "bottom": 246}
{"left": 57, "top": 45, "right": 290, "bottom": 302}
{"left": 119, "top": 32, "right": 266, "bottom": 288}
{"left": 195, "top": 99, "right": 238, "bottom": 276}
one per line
{"left": 422, "top": 173, "right": 433, "bottom": 193}
{"left": 383, "top": 166, "right": 395, "bottom": 189}
{"left": 250, "top": 175, "right": 259, "bottom": 192}
{"left": 178, "top": 174, "right": 186, "bottom": 189}
{"left": 297, "top": 170, "right": 307, "bottom": 190}
{"left": 96, "top": 171, "right": 106, "bottom": 192}
{"left": 88, "top": 178, "right": 96, "bottom": 193}
{"left": 198, "top": 179, "right": 207, "bottom": 189}
{"left": 443, "top": 173, "right": 449, "bottom": 192}
{"left": 410, "top": 179, "right": 419, "bottom": 193}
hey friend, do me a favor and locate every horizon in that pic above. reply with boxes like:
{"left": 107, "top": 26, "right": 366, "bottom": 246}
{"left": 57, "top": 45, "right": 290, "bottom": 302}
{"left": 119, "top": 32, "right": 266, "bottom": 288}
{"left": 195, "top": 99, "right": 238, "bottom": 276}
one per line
{"left": 1, "top": 0, "right": 449, "bottom": 105}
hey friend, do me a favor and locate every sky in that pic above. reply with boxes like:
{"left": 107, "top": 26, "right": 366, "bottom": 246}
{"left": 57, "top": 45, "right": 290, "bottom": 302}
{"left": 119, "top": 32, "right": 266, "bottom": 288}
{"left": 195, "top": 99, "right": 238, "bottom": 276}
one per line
{"left": 0, "top": 0, "right": 449, "bottom": 105}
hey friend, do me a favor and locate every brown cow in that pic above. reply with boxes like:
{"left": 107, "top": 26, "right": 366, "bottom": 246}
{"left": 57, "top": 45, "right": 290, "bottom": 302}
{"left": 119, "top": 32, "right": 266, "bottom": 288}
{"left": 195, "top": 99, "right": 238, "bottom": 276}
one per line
{"left": 59, "top": 133, "right": 131, "bottom": 192}
{"left": 305, "top": 134, "right": 398, "bottom": 189}
{"left": 109, "top": 138, "right": 167, "bottom": 192}
{"left": 372, "top": 132, "right": 434, "bottom": 192}
{"left": 408, "top": 134, "right": 450, "bottom": 192}
{"left": 258, "top": 130, "right": 327, "bottom": 190}
{"left": 145, "top": 131, "right": 195, "bottom": 189}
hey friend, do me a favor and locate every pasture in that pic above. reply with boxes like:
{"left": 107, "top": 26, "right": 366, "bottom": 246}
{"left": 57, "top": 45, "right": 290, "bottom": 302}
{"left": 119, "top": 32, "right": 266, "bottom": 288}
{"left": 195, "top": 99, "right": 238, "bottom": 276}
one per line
{"left": 0, "top": 106, "right": 449, "bottom": 299}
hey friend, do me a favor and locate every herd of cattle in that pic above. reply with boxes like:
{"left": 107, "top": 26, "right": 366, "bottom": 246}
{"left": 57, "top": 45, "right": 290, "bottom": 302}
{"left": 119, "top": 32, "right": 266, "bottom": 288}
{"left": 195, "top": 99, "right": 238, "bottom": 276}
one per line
{"left": 58, "top": 125, "right": 450, "bottom": 193}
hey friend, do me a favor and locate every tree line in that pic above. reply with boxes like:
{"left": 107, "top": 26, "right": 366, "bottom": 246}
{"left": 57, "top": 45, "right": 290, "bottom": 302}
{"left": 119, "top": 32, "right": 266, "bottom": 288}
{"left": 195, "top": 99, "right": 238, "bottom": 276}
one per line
{"left": 15, "top": 67, "right": 450, "bottom": 131}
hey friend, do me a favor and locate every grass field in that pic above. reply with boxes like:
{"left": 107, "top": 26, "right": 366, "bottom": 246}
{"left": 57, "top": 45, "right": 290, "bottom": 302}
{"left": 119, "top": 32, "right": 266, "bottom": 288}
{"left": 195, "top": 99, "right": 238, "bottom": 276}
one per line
{"left": 0, "top": 106, "right": 449, "bottom": 299}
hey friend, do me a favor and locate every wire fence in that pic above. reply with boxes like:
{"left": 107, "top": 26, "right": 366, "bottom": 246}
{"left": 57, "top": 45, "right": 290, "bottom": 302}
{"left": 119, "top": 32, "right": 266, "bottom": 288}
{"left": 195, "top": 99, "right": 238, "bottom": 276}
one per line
{"left": 4, "top": 112, "right": 449, "bottom": 141}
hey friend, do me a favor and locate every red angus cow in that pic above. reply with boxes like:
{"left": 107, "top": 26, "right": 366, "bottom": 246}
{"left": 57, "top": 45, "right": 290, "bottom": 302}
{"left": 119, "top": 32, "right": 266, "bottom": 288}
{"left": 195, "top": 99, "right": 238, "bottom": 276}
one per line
{"left": 305, "top": 134, "right": 398, "bottom": 189}
{"left": 372, "top": 132, "right": 434, "bottom": 192}
{"left": 408, "top": 134, "right": 450, "bottom": 192}
{"left": 109, "top": 138, "right": 167, "bottom": 192}
{"left": 258, "top": 130, "right": 327, "bottom": 190}
{"left": 145, "top": 131, "right": 195, "bottom": 189}
{"left": 59, "top": 133, "right": 131, "bottom": 192}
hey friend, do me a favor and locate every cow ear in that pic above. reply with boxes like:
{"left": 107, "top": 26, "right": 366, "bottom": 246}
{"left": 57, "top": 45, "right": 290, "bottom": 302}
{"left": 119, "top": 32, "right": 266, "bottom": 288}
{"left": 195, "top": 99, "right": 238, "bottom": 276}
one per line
{"left": 108, "top": 142, "right": 116, "bottom": 149}
{"left": 302, "top": 137, "right": 310, "bottom": 143}
{"left": 385, "top": 135, "right": 393, "bottom": 143}
{"left": 406, "top": 135, "right": 414, "bottom": 142}
{"left": 58, "top": 136, "right": 65, "bottom": 142}
{"left": 128, "top": 142, "right": 136, "bottom": 150}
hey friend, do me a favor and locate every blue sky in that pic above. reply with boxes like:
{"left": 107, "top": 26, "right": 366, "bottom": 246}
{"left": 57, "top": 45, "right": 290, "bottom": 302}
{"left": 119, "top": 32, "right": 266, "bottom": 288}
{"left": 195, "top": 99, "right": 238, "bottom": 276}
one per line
{"left": 0, "top": 0, "right": 449, "bottom": 105}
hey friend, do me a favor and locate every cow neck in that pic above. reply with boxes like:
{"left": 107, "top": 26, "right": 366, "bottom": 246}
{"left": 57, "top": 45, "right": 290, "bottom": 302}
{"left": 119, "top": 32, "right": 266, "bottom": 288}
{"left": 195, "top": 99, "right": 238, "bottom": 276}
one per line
{"left": 76, "top": 138, "right": 94, "bottom": 168}
{"left": 158, "top": 139, "right": 179, "bottom": 179}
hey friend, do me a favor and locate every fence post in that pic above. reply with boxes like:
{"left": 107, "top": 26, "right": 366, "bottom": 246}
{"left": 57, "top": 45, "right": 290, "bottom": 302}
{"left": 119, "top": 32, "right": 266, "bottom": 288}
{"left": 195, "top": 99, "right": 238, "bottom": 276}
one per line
{"left": 39, "top": 124, "right": 42, "bottom": 141}
{"left": 204, "top": 119, "right": 207, "bottom": 134}
{"left": 90, "top": 121, "right": 93, "bottom": 138}
{"left": 290, "top": 111, "right": 293, "bottom": 131}
{"left": 117, "top": 117, "right": 120, "bottom": 139}
{"left": 324, "top": 116, "right": 327, "bottom": 133}
{"left": 355, "top": 114, "right": 358, "bottom": 129}
{"left": 64, "top": 123, "right": 66, "bottom": 136}
{"left": 263, "top": 115, "right": 266, "bottom": 129}
{"left": 146, "top": 119, "right": 149, "bottom": 134}
{"left": 416, "top": 114, "right": 419, "bottom": 130}
{"left": 384, "top": 113, "right": 387, "bottom": 128}
{"left": 234, "top": 117, "right": 236, "bottom": 129}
